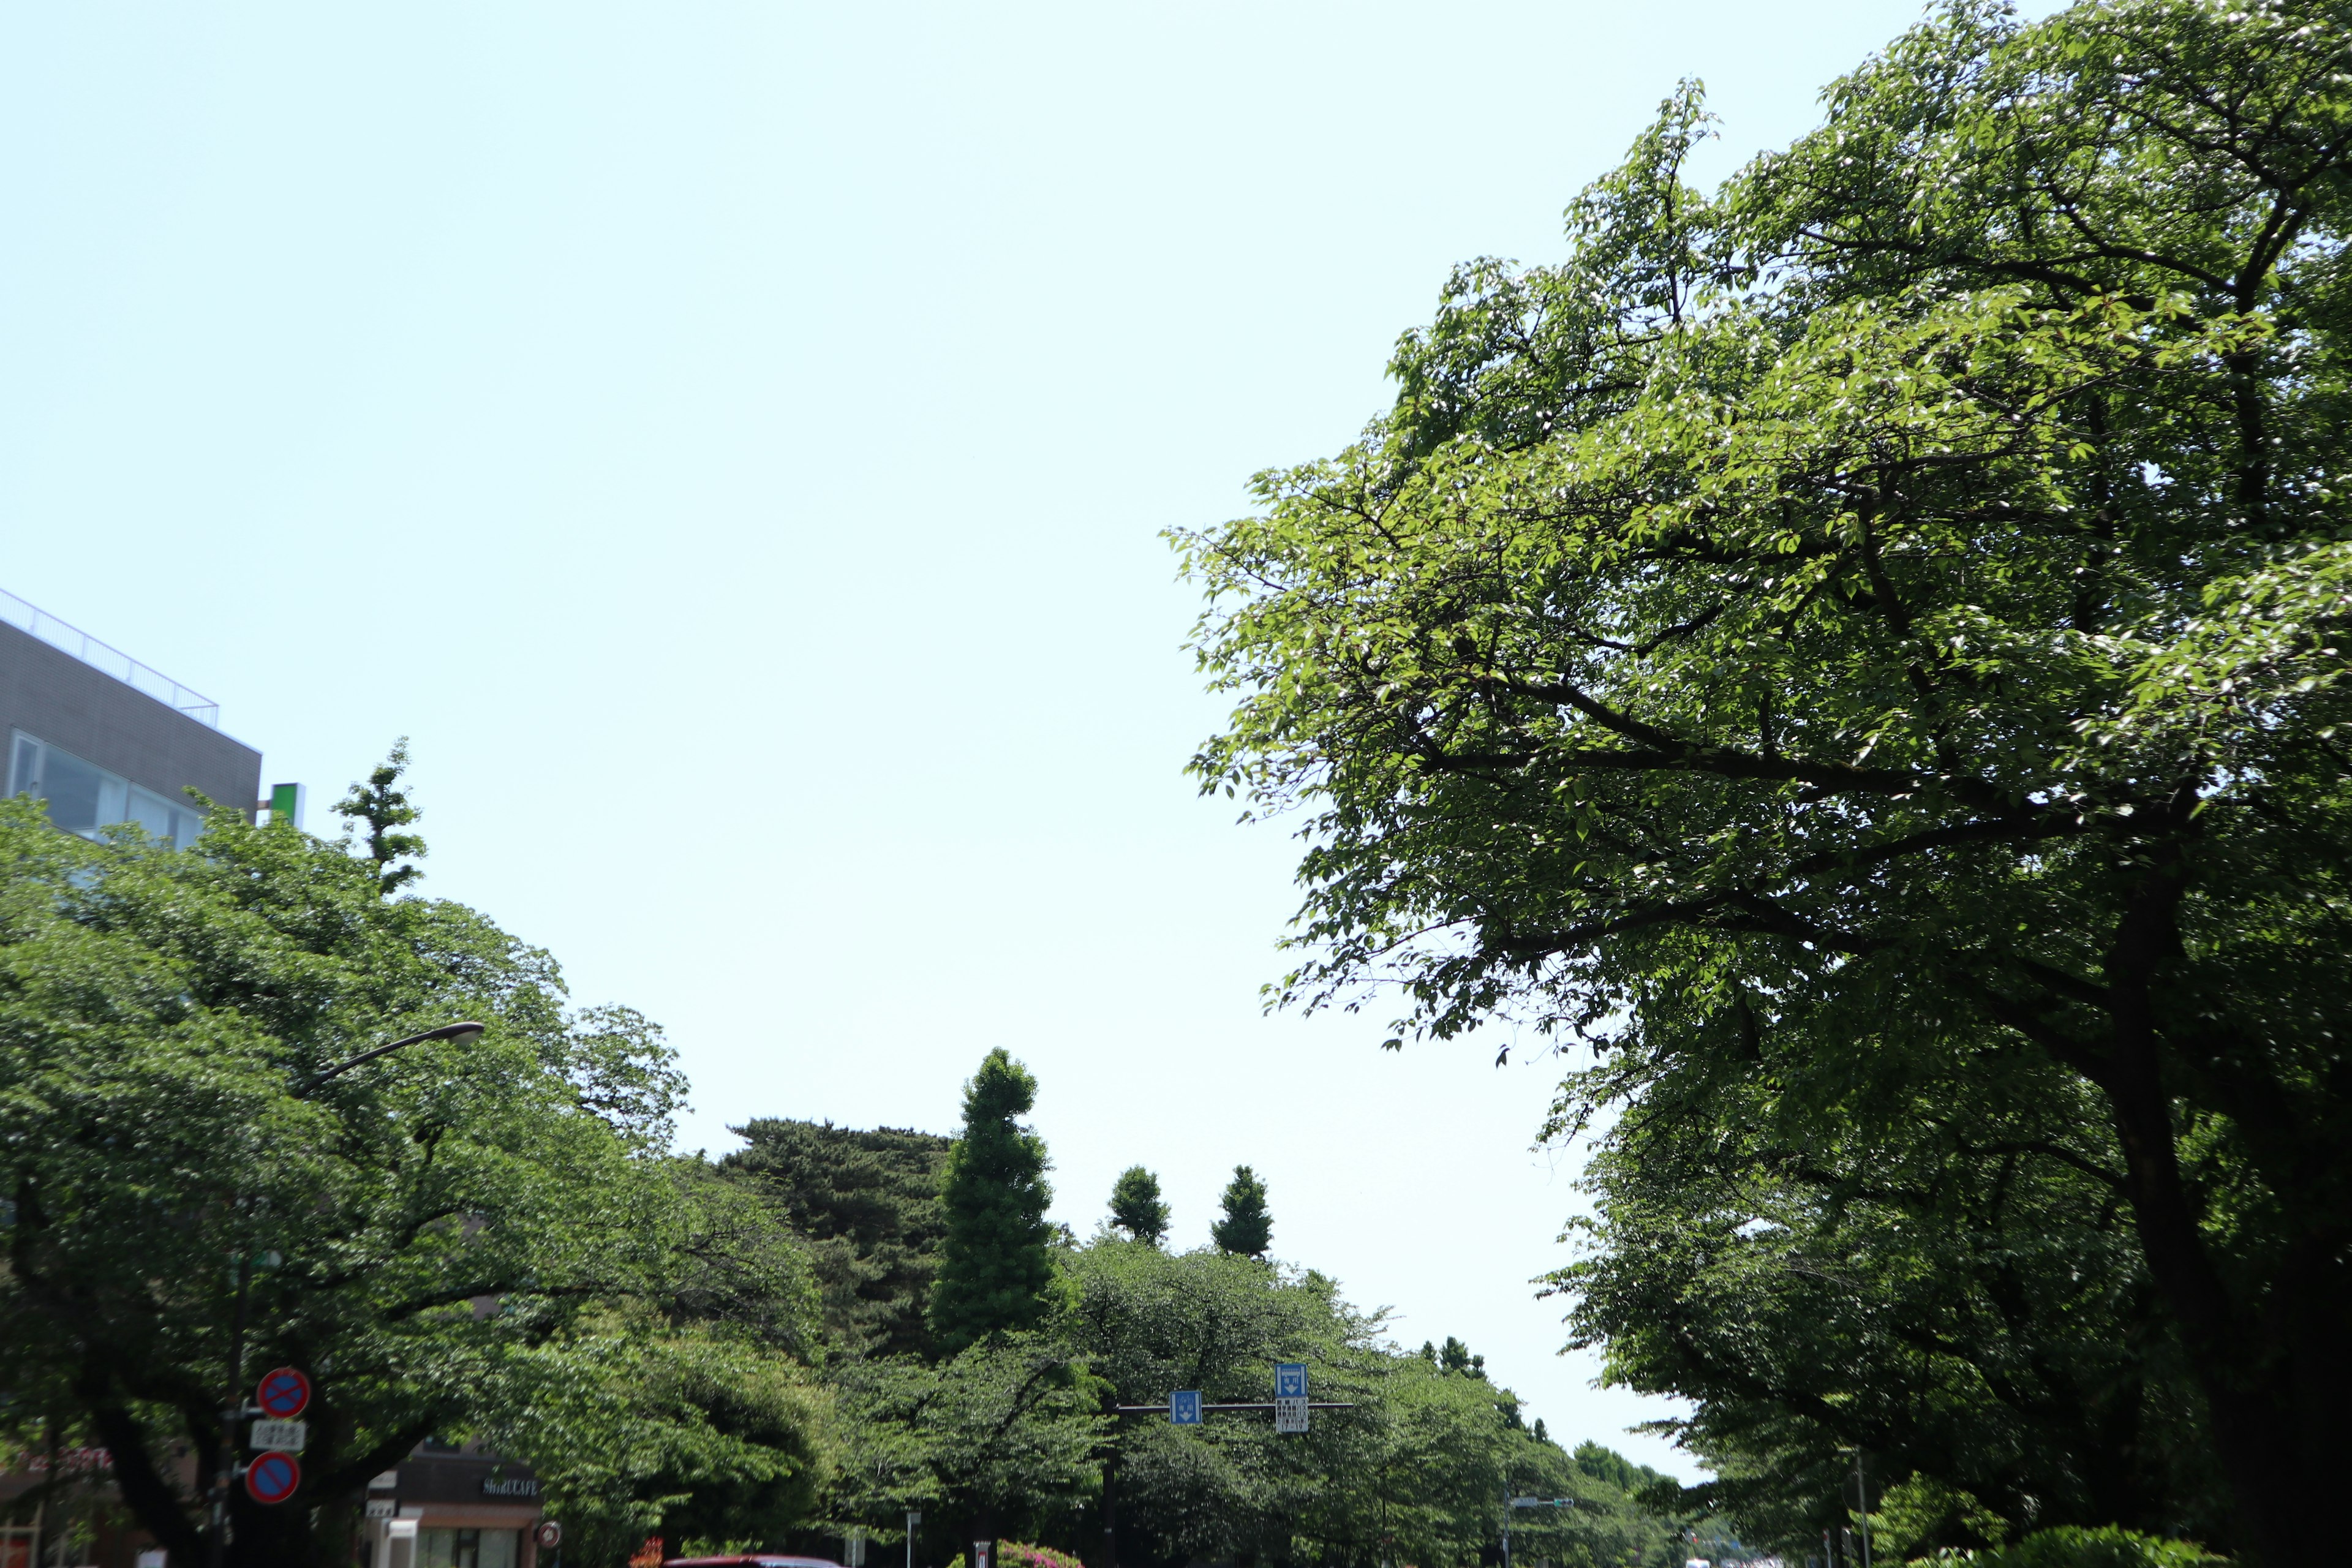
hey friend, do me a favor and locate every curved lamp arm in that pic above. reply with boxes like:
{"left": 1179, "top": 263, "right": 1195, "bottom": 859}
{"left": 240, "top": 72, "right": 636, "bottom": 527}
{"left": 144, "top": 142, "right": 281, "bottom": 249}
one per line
{"left": 304, "top": 1020, "right": 487, "bottom": 1094}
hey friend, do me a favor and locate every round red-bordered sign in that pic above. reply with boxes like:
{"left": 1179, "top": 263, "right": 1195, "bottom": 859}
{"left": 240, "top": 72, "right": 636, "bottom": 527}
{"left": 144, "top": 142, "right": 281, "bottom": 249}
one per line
{"left": 244, "top": 1450, "right": 301, "bottom": 1506}
{"left": 255, "top": 1366, "right": 311, "bottom": 1419}
{"left": 535, "top": 1522, "right": 563, "bottom": 1550}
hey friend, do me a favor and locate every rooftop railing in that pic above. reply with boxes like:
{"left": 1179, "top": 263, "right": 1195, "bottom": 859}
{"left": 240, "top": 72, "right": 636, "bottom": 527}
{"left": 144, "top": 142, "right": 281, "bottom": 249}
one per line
{"left": 0, "top": 588, "right": 222, "bottom": 728}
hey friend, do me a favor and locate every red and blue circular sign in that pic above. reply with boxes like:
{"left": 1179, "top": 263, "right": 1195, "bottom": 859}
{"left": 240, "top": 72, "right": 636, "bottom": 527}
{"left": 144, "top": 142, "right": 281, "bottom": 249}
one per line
{"left": 256, "top": 1367, "right": 311, "bottom": 1419}
{"left": 245, "top": 1450, "right": 301, "bottom": 1506}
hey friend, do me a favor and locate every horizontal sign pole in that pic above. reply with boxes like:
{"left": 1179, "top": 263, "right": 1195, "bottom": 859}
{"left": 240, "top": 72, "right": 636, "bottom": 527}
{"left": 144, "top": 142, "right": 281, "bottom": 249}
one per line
{"left": 1115, "top": 1402, "right": 1357, "bottom": 1414}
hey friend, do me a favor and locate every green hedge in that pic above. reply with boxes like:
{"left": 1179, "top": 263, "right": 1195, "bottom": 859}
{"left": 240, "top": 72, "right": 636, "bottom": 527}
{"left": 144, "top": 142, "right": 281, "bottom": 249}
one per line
{"left": 1975, "top": 1526, "right": 2227, "bottom": 1568}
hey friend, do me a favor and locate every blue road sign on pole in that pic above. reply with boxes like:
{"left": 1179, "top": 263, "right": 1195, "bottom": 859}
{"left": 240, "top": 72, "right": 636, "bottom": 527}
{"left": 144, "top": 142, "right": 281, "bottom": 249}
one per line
{"left": 1275, "top": 1363, "right": 1307, "bottom": 1399}
{"left": 1169, "top": 1391, "right": 1202, "bottom": 1425}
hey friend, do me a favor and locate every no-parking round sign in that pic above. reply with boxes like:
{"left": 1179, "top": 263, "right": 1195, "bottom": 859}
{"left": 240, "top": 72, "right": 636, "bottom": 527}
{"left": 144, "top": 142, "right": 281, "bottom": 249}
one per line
{"left": 245, "top": 1450, "right": 301, "bottom": 1506}
{"left": 256, "top": 1367, "right": 311, "bottom": 1419}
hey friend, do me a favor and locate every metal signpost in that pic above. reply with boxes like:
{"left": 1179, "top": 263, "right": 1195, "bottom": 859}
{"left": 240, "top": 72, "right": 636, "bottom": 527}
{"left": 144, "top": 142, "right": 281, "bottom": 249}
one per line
{"left": 847, "top": 1527, "right": 868, "bottom": 1567}
{"left": 907, "top": 1510, "right": 922, "bottom": 1568}
{"left": 236, "top": 1368, "right": 312, "bottom": 1510}
{"left": 1849, "top": 1452, "right": 1872, "bottom": 1568}
{"left": 1504, "top": 1493, "right": 1581, "bottom": 1568}
{"left": 1117, "top": 1366, "right": 1354, "bottom": 1432}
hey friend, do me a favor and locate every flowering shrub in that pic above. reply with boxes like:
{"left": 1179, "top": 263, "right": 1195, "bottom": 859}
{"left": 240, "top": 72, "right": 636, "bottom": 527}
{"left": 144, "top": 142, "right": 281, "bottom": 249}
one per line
{"left": 944, "top": 1542, "right": 1088, "bottom": 1568}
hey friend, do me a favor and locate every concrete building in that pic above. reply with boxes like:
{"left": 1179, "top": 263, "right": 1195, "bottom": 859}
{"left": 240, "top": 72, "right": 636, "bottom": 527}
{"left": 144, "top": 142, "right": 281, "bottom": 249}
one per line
{"left": 0, "top": 591, "right": 262, "bottom": 1568}
{"left": 0, "top": 589, "right": 263, "bottom": 842}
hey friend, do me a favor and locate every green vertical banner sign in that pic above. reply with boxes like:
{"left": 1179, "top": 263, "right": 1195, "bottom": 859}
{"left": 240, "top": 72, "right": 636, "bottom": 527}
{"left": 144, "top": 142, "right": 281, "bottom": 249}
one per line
{"left": 268, "top": 783, "right": 306, "bottom": 829}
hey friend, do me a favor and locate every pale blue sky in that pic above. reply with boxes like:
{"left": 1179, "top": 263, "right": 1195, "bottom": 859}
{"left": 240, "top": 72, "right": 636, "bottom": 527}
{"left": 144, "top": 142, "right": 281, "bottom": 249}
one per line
{"left": 0, "top": 2, "right": 2054, "bottom": 1479}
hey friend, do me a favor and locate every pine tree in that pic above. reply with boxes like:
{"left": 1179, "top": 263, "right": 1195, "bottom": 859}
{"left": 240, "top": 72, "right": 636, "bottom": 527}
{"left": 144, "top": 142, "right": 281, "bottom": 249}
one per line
{"left": 334, "top": 738, "right": 426, "bottom": 896}
{"left": 1438, "top": 1335, "right": 1486, "bottom": 1379}
{"left": 927, "top": 1049, "right": 1054, "bottom": 1354}
{"left": 720, "top": 1118, "right": 951, "bottom": 1357}
{"left": 1107, "top": 1166, "right": 1169, "bottom": 1246}
{"left": 1209, "top": 1164, "right": 1272, "bottom": 1257}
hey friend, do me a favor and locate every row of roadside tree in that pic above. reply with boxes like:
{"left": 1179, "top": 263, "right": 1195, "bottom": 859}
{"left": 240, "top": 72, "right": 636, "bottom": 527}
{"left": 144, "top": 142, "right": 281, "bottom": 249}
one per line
{"left": 0, "top": 761, "right": 1702, "bottom": 1568}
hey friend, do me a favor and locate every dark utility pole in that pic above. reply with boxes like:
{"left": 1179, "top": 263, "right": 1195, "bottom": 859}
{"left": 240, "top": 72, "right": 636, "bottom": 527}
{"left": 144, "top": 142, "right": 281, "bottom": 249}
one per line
{"left": 206, "top": 1257, "right": 252, "bottom": 1568}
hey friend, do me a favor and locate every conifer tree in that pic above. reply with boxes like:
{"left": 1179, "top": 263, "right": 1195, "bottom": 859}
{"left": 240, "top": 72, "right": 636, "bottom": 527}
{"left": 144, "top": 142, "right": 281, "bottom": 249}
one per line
{"left": 1107, "top": 1166, "right": 1169, "bottom": 1246}
{"left": 1210, "top": 1164, "right": 1272, "bottom": 1257}
{"left": 928, "top": 1049, "right": 1054, "bottom": 1353}
{"left": 334, "top": 737, "right": 426, "bottom": 896}
{"left": 1438, "top": 1335, "right": 1487, "bottom": 1379}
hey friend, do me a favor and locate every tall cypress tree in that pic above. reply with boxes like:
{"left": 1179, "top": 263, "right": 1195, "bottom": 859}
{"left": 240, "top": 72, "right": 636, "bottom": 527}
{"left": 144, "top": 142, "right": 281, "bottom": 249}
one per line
{"left": 1107, "top": 1166, "right": 1169, "bottom": 1246}
{"left": 928, "top": 1049, "right": 1054, "bottom": 1353}
{"left": 1210, "top": 1165, "right": 1272, "bottom": 1258}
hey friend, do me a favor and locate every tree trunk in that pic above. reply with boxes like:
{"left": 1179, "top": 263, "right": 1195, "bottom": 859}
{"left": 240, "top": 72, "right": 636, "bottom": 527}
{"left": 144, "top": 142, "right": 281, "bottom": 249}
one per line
{"left": 78, "top": 1390, "right": 202, "bottom": 1567}
{"left": 2099, "top": 873, "right": 2340, "bottom": 1566}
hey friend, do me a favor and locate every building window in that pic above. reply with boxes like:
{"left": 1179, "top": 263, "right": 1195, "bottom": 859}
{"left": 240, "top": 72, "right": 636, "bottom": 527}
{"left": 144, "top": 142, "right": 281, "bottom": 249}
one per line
{"left": 7, "top": 731, "right": 207, "bottom": 849}
{"left": 418, "top": 1528, "right": 518, "bottom": 1568}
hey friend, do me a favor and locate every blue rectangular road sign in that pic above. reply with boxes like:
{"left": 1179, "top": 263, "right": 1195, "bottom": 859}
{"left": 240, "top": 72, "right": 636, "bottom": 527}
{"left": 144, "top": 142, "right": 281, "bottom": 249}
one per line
{"left": 1275, "top": 1363, "right": 1307, "bottom": 1398}
{"left": 1169, "top": 1390, "right": 1202, "bottom": 1425}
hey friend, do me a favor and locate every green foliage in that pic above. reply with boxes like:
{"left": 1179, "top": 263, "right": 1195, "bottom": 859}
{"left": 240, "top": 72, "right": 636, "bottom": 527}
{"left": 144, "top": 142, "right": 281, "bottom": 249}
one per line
{"left": 1559, "top": 1031, "right": 2226, "bottom": 1547}
{"left": 1056, "top": 1240, "right": 1664, "bottom": 1568}
{"left": 824, "top": 1334, "right": 1103, "bottom": 1544}
{"left": 1869, "top": 1475, "right": 2010, "bottom": 1561}
{"left": 1172, "top": 0, "right": 2352, "bottom": 1556}
{"left": 1107, "top": 1166, "right": 1170, "bottom": 1246}
{"left": 483, "top": 1311, "right": 833, "bottom": 1567}
{"left": 333, "top": 737, "right": 427, "bottom": 895}
{"left": 0, "top": 778, "right": 822, "bottom": 1567}
{"left": 1981, "top": 1526, "right": 2228, "bottom": 1568}
{"left": 1437, "top": 1335, "right": 1487, "bottom": 1381}
{"left": 930, "top": 1051, "right": 1055, "bottom": 1354}
{"left": 721, "top": 1104, "right": 1698, "bottom": 1568}
{"left": 1210, "top": 1164, "right": 1273, "bottom": 1258}
{"left": 1572, "top": 1440, "right": 1670, "bottom": 1499}
{"left": 722, "top": 1117, "right": 951, "bottom": 1358}
{"left": 1525, "top": 1436, "right": 1689, "bottom": 1568}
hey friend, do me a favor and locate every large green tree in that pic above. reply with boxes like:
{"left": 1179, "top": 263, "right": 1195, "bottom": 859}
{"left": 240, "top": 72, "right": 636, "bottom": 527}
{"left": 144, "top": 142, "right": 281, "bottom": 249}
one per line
{"left": 929, "top": 1051, "right": 1056, "bottom": 1355}
{"left": 1209, "top": 1166, "right": 1272, "bottom": 1259}
{"left": 0, "top": 769, "right": 826, "bottom": 1567}
{"left": 824, "top": 1332, "right": 1104, "bottom": 1561}
{"left": 785, "top": 1119, "right": 1689, "bottom": 1568}
{"left": 1174, "top": 1, "right": 2352, "bottom": 1558}
{"left": 1059, "top": 1240, "right": 1621, "bottom": 1568}
{"left": 722, "top": 1117, "right": 952, "bottom": 1358}
{"left": 1555, "top": 1006, "right": 2224, "bottom": 1550}
{"left": 1107, "top": 1167, "right": 1171, "bottom": 1248}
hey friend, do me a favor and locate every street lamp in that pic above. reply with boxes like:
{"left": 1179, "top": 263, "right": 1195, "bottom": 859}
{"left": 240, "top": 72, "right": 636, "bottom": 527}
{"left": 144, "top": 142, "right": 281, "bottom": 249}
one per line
{"left": 207, "top": 1019, "right": 489, "bottom": 1568}
{"left": 304, "top": 1020, "right": 487, "bottom": 1093}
